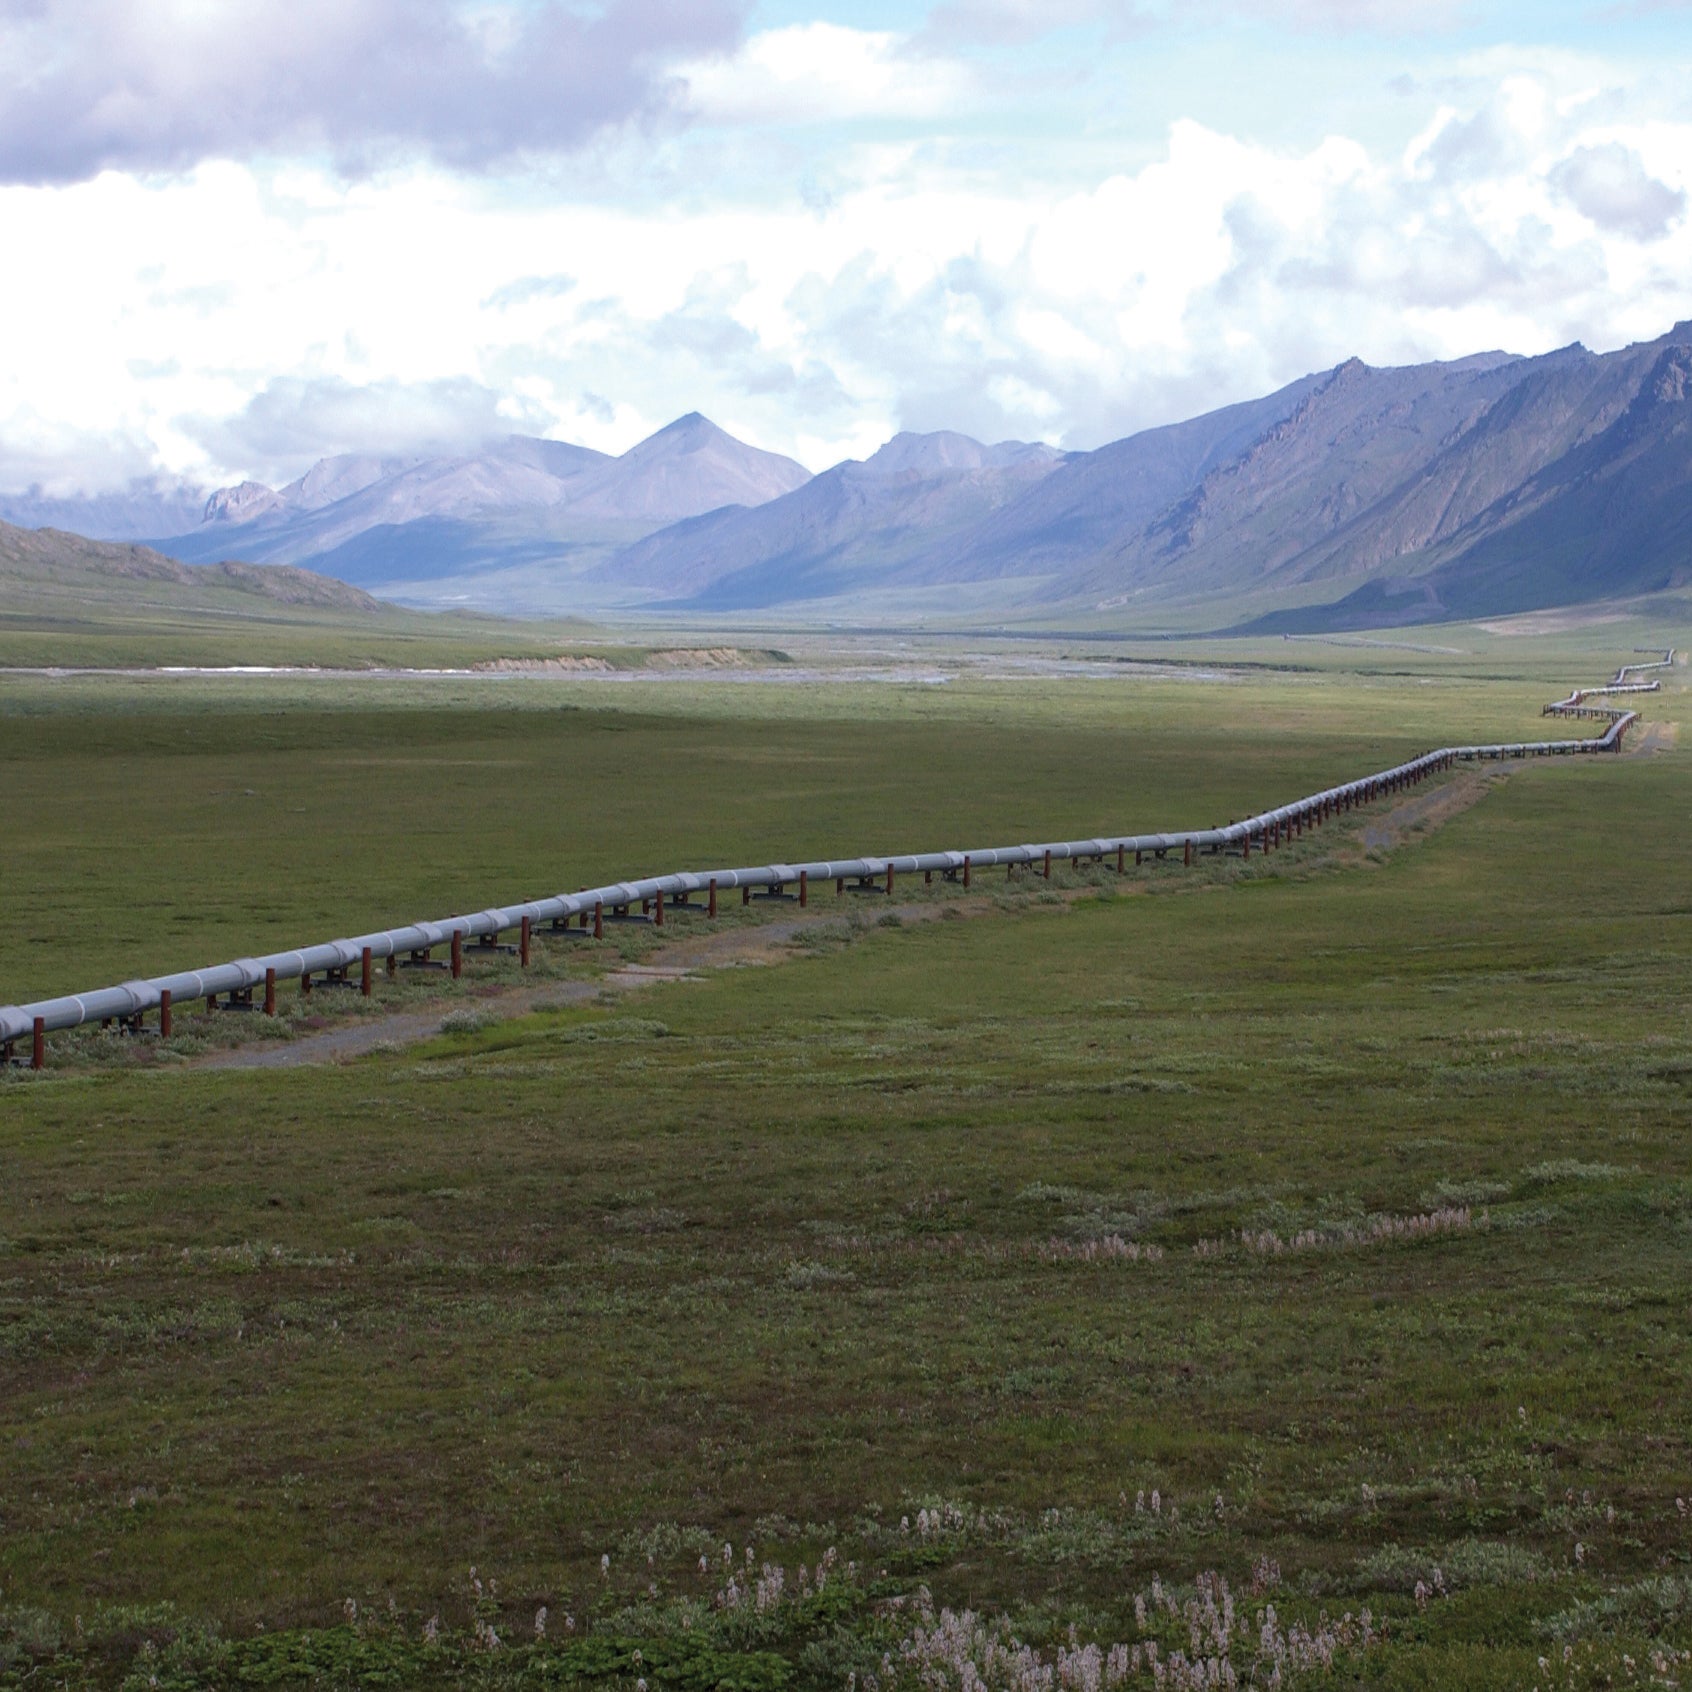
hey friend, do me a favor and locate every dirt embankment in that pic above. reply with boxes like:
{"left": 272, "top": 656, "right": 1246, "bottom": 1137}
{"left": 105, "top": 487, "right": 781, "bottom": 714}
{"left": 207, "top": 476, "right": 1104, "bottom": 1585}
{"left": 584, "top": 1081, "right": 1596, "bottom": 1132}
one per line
{"left": 472, "top": 647, "right": 780, "bottom": 676}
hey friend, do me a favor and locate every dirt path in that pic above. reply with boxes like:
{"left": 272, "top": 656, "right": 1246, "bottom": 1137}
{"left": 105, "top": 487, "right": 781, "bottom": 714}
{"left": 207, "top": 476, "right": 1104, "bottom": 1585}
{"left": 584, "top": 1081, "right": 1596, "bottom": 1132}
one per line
{"left": 1629, "top": 720, "right": 1679, "bottom": 756}
{"left": 1361, "top": 768, "right": 1503, "bottom": 851}
{"left": 198, "top": 899, "right": 956, "bottom": 1070}
{"left": 199, "top": 988, "right": 594, "bottom": 1070}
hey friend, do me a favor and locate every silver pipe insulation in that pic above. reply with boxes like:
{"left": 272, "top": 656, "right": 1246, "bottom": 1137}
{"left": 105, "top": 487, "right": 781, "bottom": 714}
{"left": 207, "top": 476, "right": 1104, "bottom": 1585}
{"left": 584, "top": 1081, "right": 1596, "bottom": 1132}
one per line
{"left": 1544, "top": 649, "right": 1674, "bottom": 714}
{"left": 0, "top": 651, "right": 1671, "bottom": 1052}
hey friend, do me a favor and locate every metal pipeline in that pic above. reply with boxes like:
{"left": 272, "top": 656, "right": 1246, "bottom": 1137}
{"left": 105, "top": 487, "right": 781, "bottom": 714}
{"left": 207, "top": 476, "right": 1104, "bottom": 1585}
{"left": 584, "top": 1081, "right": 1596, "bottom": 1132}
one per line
{"left": 0, "top": 650, "right": 1671, "bottom": 1056}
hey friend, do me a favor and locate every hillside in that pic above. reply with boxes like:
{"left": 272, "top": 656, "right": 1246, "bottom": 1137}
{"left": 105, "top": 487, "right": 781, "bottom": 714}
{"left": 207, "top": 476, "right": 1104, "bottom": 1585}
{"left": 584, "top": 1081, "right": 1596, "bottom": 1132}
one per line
{"left": 0, "top": 519, "right": 572, "bottom": 669}
{"left": 0, "top": 522, "right": 384, "bottom": 611}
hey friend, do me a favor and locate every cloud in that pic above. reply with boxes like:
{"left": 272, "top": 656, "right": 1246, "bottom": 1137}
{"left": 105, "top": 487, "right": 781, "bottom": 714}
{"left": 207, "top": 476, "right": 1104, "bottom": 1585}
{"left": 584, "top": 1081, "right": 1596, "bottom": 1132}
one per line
{"left": 682, "top": 24, "right": 970, "bottom": 124}
{"left": 0, "top": 413, "right": 167, "bottom": 499}
{"left": 0, "top": 0, "right": 748, "bottom": 185}
{"left": 1550, "top": 142, "right": 1685, "bottom": 240}
{"left": 483, "top": 274, "right": 578, "bottom": 310}
{"left": 924, "top": 0, "right": 1468, "bottom": 45}
{"left": 4, "top": 62, "right": 1692, "bottom": 496}
{"left": 923, "top": 0, "right": 1120, "bottom": 47}
{"left": 185, "top": 376, "right": 550, "bottom": 481}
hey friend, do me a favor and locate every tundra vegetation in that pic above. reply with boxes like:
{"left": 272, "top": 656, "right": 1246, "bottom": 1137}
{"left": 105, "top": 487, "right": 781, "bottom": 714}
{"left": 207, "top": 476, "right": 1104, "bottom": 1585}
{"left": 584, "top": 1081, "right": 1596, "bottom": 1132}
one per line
{"left": 1, "top": 617, "right": 1689, "bottom": 1689}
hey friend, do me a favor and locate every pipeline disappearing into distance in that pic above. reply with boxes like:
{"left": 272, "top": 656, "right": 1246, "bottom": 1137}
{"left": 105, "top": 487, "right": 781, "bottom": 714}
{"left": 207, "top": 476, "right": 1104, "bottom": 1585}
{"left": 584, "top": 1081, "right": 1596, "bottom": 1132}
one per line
{"left": 1, "top": 650, "right": 1674, "bottom": 1068}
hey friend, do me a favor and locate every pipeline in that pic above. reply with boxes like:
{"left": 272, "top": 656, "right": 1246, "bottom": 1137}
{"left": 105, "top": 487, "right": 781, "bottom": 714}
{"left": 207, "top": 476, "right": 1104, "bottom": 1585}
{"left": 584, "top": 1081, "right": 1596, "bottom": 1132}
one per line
{"left": 0, "top": 649, "right": 1673, "bottom": 1067}
{"left": 1542, "top": 650, "right": 1674, "bottom": 717}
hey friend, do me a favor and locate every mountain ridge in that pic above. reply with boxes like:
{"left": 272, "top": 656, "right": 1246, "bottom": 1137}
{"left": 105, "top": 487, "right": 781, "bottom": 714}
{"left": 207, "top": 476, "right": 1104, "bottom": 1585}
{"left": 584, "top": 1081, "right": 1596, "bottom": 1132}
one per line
{"left": 8, "top": 323, "right": 1692, "bottom": 630}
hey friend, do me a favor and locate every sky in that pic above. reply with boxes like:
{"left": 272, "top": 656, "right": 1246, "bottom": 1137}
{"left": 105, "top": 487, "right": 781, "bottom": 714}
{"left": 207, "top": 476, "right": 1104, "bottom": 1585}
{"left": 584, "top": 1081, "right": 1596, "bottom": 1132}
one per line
{"left": 2, "top": 0, "right": 1691, "bottom": 496}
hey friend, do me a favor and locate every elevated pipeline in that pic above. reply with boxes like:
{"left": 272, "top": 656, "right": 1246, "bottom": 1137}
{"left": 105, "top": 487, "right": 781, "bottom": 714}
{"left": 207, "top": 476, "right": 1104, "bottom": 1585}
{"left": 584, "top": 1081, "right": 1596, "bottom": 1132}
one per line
{"left": 0, "top": 650, "right": 1673, "bottom": 1068}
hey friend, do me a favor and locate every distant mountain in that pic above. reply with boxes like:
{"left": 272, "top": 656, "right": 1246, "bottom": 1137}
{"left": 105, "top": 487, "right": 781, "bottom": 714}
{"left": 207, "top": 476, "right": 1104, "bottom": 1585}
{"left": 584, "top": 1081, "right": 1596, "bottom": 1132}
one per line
{"left": 609, "top": 431, "right": 1068, "bottom": 607}
{"left": 1245, "top": 332, "right": 1692, "bottom": 629}
{"left": 1073, "top": 327, "right": 1692, "bottom": 629}
{"left": 9, "top": 325, "right": 1692, "bottom": 629}
{"left": 157, "top": 416, "right": 811, "bottom": 591}
{"left": 614, "top": 325, "right": 1692, "bottom": 627}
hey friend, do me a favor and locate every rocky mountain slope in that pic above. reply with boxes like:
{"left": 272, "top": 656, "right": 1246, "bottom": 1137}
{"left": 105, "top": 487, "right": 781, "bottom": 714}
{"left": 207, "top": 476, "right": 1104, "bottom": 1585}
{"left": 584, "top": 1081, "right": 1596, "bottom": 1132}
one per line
{"left": 626, "top": 325, "right": 1692, "bottom": 627}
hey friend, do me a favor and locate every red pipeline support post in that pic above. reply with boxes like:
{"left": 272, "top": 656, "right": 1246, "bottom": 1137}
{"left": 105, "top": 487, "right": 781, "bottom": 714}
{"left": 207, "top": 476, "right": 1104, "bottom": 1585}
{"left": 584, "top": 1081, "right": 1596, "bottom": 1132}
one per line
{"left": 885, "top": 863, "right": 895, "bottom": 895}
{"left": 520, "top": 916, "right": 531, "bottom": 967}
{"left": 451, "top": 932, "right": 463, "bottom": 979}
{"left": 31, "top": 1016, "right": 45, "bottom": 1070}
{"left": 1116, "top": 844, "right": 1126, "bottom": 874}
{"left": 1043, "top": 848, "right": 1052, "bottom": 880}
{"left": 264, "top": 968, "right": 276, "bottom": 1016}
{"left": 742, "top": 885, "right": 751, "bottom": 907}
{"left": 655, "top": 889, "right": 665, "bottom": 928}
{"left": 301, "top": 972, "right": 312, "bottom": 998}
{"left": 361, "top": 946, "right": 373, "bottom": 997}
{"left": 159, "top": 989, "right": 173, "bottom": 1039}
{"left": 963, "top": 855, "right": 972, "bottom": 889}
{"left": 1184, "top": 838, "right": 1193, "bottom": 867}
{"left": 387, "top": 953, "right": 397, "bottom": 979}
{"left": 594, "top": 901, "right": 605, "bottom": 939}
{"left": 925, "top": 869, "right": 933, "bottom": 885}
{"left": 799, "top": 870, "right": 808, "bottom": 907}
{"left": 708, "top": 879, "right": 718, "bottom": 919}
{"left": 1242, "top": 832, "right": 1251, "bottom": 860}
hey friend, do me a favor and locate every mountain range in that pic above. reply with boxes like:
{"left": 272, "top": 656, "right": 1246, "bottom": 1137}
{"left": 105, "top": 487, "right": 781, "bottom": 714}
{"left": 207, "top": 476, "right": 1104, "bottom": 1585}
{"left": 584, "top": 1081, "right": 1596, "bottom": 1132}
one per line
{"left": 7, "top": 319, "right": 1692, "bottom": 630}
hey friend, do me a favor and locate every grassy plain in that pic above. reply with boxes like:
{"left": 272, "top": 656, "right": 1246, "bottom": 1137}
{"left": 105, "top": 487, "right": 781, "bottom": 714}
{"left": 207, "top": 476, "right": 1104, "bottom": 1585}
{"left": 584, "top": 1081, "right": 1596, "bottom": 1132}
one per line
{"left": 2, "top": 628, "right": 1690, "bottom": 1689}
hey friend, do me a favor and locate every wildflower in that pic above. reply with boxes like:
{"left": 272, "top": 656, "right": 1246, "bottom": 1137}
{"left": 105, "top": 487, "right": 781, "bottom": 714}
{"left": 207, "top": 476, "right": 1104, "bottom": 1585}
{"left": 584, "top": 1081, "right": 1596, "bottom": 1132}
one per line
{"left": 1413, "top": 1581, "right": 1429, "bottom": 1612}
{"left": 535, "top": 1606, "right": 547, "bottom": 1639}
{"left": 423, "top": 1616, "right": 440, "bottom": 1645}
{"left": 343, "top": 1598, "right": 358, "bottom": 1626}
{"left": 1574, "top": 1542, "right": 1586, "bottom": 1565}
{"left": 601, "top": 1553, "right": 611, "bottom": 1578}
{"left": 699, "top": 1554, "right": 708, "bottom": 1574}
{"left": 1152, "top": 1490, "right": 1162, "bottom": 1516}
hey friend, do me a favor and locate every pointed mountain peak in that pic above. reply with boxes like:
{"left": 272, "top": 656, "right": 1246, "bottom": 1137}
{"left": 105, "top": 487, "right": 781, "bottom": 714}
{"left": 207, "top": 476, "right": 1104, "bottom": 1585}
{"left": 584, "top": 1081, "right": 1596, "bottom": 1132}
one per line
{"left": 632, "top": 412, "right": 724, "bottom": 453}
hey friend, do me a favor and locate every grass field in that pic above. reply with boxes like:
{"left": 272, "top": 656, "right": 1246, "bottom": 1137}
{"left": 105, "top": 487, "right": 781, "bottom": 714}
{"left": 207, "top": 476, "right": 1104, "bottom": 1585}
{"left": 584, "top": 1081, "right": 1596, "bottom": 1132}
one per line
{"left": 2, "top": 628, "right": 1690, "bottom": 1690}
